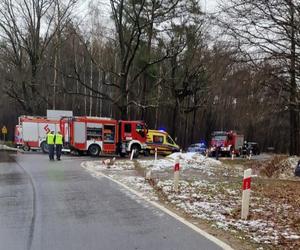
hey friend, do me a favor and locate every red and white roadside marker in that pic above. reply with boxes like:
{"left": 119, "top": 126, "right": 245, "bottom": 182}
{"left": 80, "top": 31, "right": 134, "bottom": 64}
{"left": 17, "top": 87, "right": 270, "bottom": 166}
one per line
{"left": 231, "top": 150, "right": 235, "bottom": 160}
{"left": 145, "top": 169, "right": 152, "bottom": 180}
{"left": 174, "top": 158, "right": 180, "bottom": 192}
{"left": 241, "top": 168, "right": 252, "bottom": 220}
{"left": 130, "top": 149, "right": 135, "bottom": 161}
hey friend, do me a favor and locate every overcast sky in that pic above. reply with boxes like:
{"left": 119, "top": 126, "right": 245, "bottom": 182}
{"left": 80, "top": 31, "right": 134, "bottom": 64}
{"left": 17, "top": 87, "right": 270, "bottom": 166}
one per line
{"left": 78, "top": 0, "right": 219, "bottom": 20}
{"left": 200, "top": 0, "right": 218, "bottom": 13}
{"left": 76, "top": 0, "right": 219, "bottom": 34}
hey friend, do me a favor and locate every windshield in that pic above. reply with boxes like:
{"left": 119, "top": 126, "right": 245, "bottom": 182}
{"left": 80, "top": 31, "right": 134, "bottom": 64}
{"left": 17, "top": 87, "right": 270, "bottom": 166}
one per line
{"left": 213, "top": 135, "right": 227, "bottom": 141}
{"left": 167, "top": 135, "right": 176, "bottom": 145}
{"left": 136, "top": 123, "right": 146, "bottom": 137}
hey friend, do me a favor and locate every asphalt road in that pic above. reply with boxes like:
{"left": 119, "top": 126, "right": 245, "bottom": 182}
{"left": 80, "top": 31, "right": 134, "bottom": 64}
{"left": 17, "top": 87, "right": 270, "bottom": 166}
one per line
{"left": 0, "top": 152, "right": 223, "bottom": 250}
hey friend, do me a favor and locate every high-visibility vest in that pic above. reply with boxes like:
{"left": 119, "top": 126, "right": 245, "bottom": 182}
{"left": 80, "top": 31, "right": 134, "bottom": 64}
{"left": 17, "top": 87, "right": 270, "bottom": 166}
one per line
{"left": 47, "top": 133, "right": 55, "bottom": 145}
{"left": 55, "top": 134, "right": 63, "bottom": 145}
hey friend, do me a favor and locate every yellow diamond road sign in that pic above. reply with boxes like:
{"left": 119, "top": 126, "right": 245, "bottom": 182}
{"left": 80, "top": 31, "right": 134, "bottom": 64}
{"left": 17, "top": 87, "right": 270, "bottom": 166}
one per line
{"left": 2, "top": 126, "right": 7, "bottom": 134}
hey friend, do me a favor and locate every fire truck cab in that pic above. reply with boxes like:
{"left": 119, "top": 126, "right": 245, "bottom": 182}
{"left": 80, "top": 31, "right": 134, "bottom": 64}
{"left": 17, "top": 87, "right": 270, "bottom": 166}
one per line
{"left": 209, "top": 131, "right": 244, "bottom": 157}
{"left": 60, "top": 117, "right": 147, "bottom": 157}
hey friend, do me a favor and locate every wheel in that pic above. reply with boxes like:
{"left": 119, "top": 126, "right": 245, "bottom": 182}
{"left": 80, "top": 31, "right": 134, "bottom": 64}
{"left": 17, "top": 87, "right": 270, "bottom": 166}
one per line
{"left": 41, "top": 141, "right": 49, "bottom": 154}
{"left": 88, "top": 144, "right": 101, "bottom": 157}
{"left": 22, "top": 144, "right": 30, "bottom": 151}
{"left": 131, "top": 144, "right": 140, "bottom": 158}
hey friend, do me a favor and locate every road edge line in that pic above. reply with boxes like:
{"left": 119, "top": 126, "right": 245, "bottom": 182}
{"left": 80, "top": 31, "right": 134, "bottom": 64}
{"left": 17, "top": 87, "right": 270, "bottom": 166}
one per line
{"left": 81, "top": 162, "right": 234, "bottom": 250}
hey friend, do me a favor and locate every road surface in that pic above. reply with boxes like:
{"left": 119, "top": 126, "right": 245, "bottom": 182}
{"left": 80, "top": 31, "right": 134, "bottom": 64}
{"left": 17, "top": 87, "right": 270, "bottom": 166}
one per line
{"left": 0, "top": 152, "right": 224, "bottom": 250}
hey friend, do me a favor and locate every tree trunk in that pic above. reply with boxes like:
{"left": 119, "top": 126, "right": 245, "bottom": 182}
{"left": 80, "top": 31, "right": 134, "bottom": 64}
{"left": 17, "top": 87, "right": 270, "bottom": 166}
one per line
{"left": 53, "top": 49, "right": 58, "bottom": 110}
{"left": 289, "top": 2, "right": 299, "bottom": 155}
{"left": 120, "top": 72, "right": 128, "bottom": 120}
{"left": 89, "top": 42, "right": 93, "bottom": 116}
{"left": 83, "top": 56, "right": 87, "bottom": 115}
{"left": 171, "top": 99, "right": 179, "bottom": 138}
{"left": 190, "top": 108, "right": 197, "bottom": 144}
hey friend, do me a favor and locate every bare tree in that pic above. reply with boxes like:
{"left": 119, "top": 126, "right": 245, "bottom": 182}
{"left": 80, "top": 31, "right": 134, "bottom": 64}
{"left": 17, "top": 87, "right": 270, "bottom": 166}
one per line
{"left": 0, "top": 0, "right": 77, "bottom": 113}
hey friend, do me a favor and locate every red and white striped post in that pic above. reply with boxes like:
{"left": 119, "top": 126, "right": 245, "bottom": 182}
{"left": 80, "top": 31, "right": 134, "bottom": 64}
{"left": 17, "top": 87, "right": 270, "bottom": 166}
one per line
{"left": 130, "top": 149, "right": 135, "bottom": 161}
{"left": 145, "top": 169, "right": 152, "bottom": 180}
{"left": 154, "top": 148, "right": 158, "bottom": 162}
{"left": 241, "top": 168, "right": 252, "bottom": 220}
{"left": 174, "top": 158, "right": 180, "bottom": 192}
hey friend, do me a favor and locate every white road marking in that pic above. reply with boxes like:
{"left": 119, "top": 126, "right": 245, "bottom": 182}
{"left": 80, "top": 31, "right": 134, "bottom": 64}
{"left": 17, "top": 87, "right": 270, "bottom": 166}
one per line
{"left": 81, "top": 162, "right": 234, "bottom": 250}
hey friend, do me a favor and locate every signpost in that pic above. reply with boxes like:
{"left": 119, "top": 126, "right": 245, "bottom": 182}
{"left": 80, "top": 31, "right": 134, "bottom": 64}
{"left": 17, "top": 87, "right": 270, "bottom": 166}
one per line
{"left": 241, "top": 168, "right": 252, "bottom": 220}
{"left": 174, "top": 158, "right": 180, "bottom": 193}
{"left": 1, "top": 126, "right": 7, "bottom": 141}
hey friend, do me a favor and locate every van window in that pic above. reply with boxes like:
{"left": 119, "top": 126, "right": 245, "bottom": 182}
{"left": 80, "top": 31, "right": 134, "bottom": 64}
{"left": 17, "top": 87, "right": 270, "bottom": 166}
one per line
{"left": 167, "top": 135, "right": 175, "bottom": 145}
{"left": 136, "top": 123, "right": 143, "bottom": 132}
{"left": 153, "top": 135, "right": 163, "bottom": 144}
{"left": 125, "top": 124, "right": 131, "bottom": 133}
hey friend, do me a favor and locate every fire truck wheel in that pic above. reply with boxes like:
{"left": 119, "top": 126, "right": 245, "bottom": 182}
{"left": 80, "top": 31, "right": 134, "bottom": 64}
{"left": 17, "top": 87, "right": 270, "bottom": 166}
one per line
{"left": 88, "top": 144, "right": 101, "bottom": 157}
{"left": 22, "top": 144, "right": 30, "bottom": 151}
{"left": 41, "top": 141, "right": 49, "bottom": 154}
{"left": 131, "top": 144, "right": 140, "bottom": 158}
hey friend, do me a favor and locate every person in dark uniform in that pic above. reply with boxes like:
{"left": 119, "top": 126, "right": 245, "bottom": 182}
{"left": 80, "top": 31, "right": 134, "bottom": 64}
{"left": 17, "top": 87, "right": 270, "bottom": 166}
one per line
{"left": 47, "top": 131, "right": 55, "bottom": 160}
{"left": 216, "top": 145, "right": 221, "bottom": 160}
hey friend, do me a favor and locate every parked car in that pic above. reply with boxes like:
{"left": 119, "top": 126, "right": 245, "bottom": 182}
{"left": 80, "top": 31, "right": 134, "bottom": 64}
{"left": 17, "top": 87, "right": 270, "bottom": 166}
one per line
{"left": 248, "top": 142, "right": 260, "bottom": 155}
{"left": 242, "top": 142, "right": 260, "bottom": 156}
{"left": 187, "top": 143, "right": 207, "bottom": 155}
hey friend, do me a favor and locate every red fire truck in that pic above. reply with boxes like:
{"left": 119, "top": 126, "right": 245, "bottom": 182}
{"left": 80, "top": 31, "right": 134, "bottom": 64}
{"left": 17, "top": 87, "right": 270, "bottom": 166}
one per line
{"left": 60, "top": 116, "right": 148, "bottom": 157}
{"left": 15, "top": 116, "right": 60, "bottom": 152}
{"left": 209, "top": 131, "right": 244, "bottom": 157}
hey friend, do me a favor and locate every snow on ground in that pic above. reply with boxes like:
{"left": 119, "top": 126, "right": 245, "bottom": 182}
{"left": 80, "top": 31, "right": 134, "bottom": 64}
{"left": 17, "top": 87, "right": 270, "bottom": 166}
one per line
{"left": 110, "top": 175, "right": 158, "bottom": 201}
{"left": 137, "top": 152, "right": 221, "bottom": 172}
{"left": 156, "top": 179, "right": 300, "bottom": 247}
{"left": 258, "top": 155, "right": 300, "bottom": 179}
{"left": 83, "top": 159, "right": 135, "bottom": 171}
{"left": 278, "top": 156, "right": 300, "bottom": 178}
{"left": 81, "top": 160, "right": 157, "bottom": 201}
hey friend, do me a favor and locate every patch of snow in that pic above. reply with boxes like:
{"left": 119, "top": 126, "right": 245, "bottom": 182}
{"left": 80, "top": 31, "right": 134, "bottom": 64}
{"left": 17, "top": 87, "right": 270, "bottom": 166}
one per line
{"left": 138, "top": 152, "right": 221, "bottom": 172}
{"left": 83, "top": 160, "right": 135, "bottom": 171}
{"left": 156, "top": 179, "right": 300, "bottom": 246}
{"left": 279, "top": 156, "right": 299, "bottom": 178}
{"left": 284, "top": 234, "right": 300, "bottom": 240}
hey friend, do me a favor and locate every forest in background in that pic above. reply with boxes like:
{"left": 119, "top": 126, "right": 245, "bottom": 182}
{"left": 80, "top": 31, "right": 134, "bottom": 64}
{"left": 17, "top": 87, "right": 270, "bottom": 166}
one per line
{"left": 0, "top": 0, "right": 299, "bottom": 154}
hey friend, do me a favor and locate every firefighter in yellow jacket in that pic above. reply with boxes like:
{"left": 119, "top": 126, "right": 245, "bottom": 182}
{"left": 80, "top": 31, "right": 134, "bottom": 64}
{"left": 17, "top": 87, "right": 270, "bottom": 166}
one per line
{"left": 47, "top": 131, "right": 55, "bottom": 160}
{"left": 55, "top": 131, "right": 63, "bottom": 161}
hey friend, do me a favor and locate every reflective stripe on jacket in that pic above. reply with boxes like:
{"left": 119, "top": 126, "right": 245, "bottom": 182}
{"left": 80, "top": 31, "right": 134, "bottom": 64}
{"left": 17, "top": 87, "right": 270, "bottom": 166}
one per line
{"left": 47, "top": 134, "right": 55, "bottom": 145}
{"left": 55, "top": 134, "right": 63, "bottom": 145}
